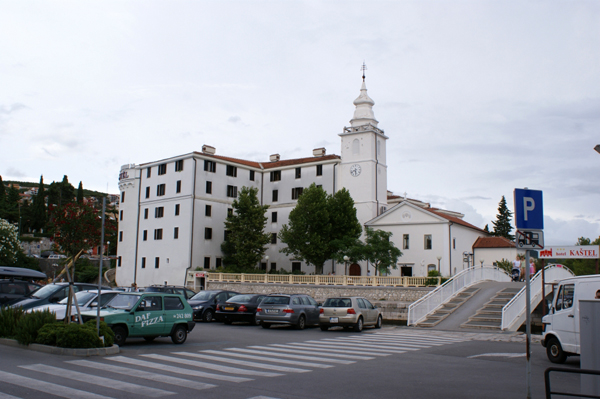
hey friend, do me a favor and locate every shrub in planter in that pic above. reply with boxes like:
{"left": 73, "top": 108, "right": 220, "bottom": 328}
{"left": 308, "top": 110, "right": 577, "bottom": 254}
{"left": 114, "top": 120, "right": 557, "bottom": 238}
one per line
{"left": 36, "top": 323, "right": 66, "bottom": 346}
{"left": 84, "top": 320, "right": 115, "bottom": 347}
{"left": 56, "top": 323, "right": 103, "bottom": 348}
{"left": 0, "top": 306, "right": 25, "bottom": 338}
{"left": 15, "top": 309, "right": 58, "bottom": 345}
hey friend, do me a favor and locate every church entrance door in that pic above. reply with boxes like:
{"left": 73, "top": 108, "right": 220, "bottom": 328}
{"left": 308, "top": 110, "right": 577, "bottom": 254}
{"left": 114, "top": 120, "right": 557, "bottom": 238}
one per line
{"left": 348, "top": 263, "right": 361, "bottom": 276}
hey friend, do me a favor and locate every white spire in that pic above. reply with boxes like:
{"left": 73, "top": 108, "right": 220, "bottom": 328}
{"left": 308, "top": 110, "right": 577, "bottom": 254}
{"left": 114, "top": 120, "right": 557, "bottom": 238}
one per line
{"left": 350, "top": 78, "right": 378, "bottom": 127}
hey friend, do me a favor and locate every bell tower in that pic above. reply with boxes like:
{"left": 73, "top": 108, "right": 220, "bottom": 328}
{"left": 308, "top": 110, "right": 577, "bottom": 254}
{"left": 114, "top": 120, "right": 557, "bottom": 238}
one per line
{"left": 339, "top": 65, "right": 388, "bottom": 225}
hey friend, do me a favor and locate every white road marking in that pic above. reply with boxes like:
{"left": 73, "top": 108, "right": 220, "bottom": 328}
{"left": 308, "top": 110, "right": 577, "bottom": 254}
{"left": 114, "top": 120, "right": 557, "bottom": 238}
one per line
{"left": 285, "top": 342, "right": 392, "bottom": 356}
{"left": 468, "top": 353, "right": 526, "bottom": 358}
{"left": 141, "top": 354, "right": 283, "bottom": 377}
{"left": 323, "top": 337, "right": 433, "bottom": 348}
{"left": 253, "top": 345, "right": 375, "bottom": 360}
{"left": 201, "top": 350, "right": 334, "bottom": 369}
{"left": 0, "top": 370, "right": 114, "bottom": 399}
{"left": 68, "top": 359, "right": 217, "bottom": 391}
{"left": 175, "top": 352, "right": 311, "bottom": 373}
{"left": 225, "top": 348, "right": 355, "bottom": 364}
{"left": 342, "top": 335, "right": 447, "bottom": 345}
{"left": 302, "top": 340, "right": 414, "bottom": 353}
{"left": 0, "top": 392, "right": 23, "bottom": 399}
{"left": 370, "top": 332, "right": 468, "bottom": 342}
{"left": 107, "top": 356, "right": 251, "bottom": 383}
{"left": 19, "top": 364, "right": 174, "bottom": 398}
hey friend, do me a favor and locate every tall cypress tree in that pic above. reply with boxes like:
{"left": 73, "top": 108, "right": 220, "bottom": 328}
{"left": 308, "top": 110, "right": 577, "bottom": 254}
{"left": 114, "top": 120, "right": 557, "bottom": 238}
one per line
{"left": 0, "top": 176, "right": 6, "bottom": 219}
{"left": 31, "top": 175, "right": 47, "bottom": 231}
{"left": 76, "top": 181, "right": 84, "bottom": 203}
{"left": 491, "top": 196, "right": 514, "bottom": 240}
{"left": 60, "top": 175, "right": 75, "bottom": 204}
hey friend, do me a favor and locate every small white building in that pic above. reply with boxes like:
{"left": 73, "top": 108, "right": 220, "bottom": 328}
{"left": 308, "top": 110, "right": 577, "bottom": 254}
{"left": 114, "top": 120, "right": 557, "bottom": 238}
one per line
{"left": 472, "top": 236, "right": 525, "bottom": 268}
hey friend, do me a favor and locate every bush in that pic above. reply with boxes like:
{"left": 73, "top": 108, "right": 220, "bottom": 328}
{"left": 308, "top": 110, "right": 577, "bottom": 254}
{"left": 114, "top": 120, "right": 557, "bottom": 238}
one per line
{"left": 85, "top": 320, "right": 115, "bottom": 347}
{"left": 15, "top": 309, "right": 58, "bottom": 345}
{"left": 56, "top": 323, "right": 103, "bottom": 348}
{"left": 0, "top": 306, "right": 25, "bottom": 338}
{"left": 36, "top": 323, "right": 66, "bottom": 346}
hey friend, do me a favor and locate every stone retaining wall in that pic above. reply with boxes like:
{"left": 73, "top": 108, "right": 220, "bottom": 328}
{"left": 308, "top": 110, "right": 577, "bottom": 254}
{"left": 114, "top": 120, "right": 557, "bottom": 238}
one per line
{"left": 206, "top": 282, "right": 433, "bottom": 321}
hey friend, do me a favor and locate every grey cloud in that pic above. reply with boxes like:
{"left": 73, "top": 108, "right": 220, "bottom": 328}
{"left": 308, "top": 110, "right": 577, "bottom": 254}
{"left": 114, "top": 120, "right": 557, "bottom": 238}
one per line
{"left": 0, "top": 103, "right": 28, "bottom": 115}
{"left": 5, "top": 167, "right": 26, "bottom": 178}
{"left": 228, "top": 116, "right": 241, "bottom": 123}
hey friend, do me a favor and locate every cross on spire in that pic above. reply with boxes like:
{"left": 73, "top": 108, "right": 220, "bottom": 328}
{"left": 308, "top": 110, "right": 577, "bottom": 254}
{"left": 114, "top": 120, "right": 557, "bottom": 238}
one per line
{"left": 361, "top": 61, "right": 367, "bottom": 81}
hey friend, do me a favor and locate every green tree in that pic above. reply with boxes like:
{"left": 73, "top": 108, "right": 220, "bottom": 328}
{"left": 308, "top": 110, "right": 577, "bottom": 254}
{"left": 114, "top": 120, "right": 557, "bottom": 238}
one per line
{"left": 0, "top": 218, "right": 21, "bottom": 265}
{"left": 60, "top": 175, "right": 75, "bottom": 204}
{"left": 362, "top": 228, "right": 402, "bottom": 276}
{"left": 0, "top": 176, "right": 6, "bottom": 219}
{"left": 220, "top": 186, "right": 270, "bottom": 271}
{"left": 31, "top": 176, "right": 47, "bottom": 232}
{"left": 76, "top": 182, "right": 84, "bottom": 203}
{"left": 49, "top": 202, "right": 103, "bottom": 257}
{"left": 328, "top": 188, "right": 363, "bottom": 250}
{"left": 491, "top": 196, "right": 514, "bottom": 240}
{"left": 5, "top": 186, "right": 21, "bottom": 225}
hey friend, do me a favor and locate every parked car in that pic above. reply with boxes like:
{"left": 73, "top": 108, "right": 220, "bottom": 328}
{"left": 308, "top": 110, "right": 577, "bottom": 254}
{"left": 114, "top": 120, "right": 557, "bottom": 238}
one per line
{"left": 144, "top": 285, "right": 197, "bottom": 300}
{"left": 319, "top": 296, "right": 382, "bottom": 332}
{"left": 0, "top": 279, "right": 42, "bottom": 305}
{"left": 9, "top": 283, "right": 112, "bottom": 310}
{"left": 256, "top": 293, "right": 321, "bottom": 330}
{"left": 216, "top": 294, "right": 266, "bottom": 325}
{"left": 188, "top": 290, "right": 238, "bottom": 322}
{"left": 48, "top": 254, "right": 67, "bottom": 259}
{"left": 79, "top": 292, "right": 195, "bottom": 345}
{"left": 27, "top": 289, "right": 120, "bottom": 320}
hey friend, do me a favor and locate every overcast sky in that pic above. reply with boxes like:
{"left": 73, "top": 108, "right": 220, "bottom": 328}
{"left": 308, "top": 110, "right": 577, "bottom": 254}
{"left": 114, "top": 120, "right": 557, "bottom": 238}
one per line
{"left": 1, "top": 1, "right": 599, "bottom": 246}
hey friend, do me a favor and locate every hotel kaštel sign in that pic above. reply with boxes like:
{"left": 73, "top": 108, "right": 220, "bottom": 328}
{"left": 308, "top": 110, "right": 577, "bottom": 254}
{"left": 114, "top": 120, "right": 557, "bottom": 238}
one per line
{"left": 538, "top": 245, "right": 600, "bottom": 259}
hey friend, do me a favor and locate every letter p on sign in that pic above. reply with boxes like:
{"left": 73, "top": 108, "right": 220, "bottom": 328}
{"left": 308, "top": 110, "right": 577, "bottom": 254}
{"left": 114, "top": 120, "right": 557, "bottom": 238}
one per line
{"left": 514, "top": 189, "right": 544, "bottom": 230}
{"left": 523, "top": 197, "right": 535, "bottom": 221}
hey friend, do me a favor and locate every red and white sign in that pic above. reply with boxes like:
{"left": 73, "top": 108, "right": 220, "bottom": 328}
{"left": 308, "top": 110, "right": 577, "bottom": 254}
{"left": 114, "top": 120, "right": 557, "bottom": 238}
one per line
{"left": 538, "top": 245, "right": 600, "bottom": 259}
{"left": 195, "top": 272, "right": 206, "bottom": 278}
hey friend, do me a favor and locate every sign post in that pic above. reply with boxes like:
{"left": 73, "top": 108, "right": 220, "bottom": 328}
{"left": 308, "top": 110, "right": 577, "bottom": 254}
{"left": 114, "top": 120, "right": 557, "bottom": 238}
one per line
{"left": 514, "top": 188, "right": 544, "bottom": 399}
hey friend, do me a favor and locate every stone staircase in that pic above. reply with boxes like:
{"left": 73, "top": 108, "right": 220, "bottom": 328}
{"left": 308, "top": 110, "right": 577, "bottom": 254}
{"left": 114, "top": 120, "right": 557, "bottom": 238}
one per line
{"left": 460, "top": 286, "right": 522, "bottom": 330}
{"left": 415, "top": 287, "right": 480, "bottom": 327}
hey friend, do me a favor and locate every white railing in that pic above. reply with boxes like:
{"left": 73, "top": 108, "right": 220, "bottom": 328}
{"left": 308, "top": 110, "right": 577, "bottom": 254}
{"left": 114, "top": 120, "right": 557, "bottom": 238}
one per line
{"left": 407, "top": 266, "right": 511, "bottom": 326}
{"left": 500, "top": 264, "right": 574, "bottom": 331}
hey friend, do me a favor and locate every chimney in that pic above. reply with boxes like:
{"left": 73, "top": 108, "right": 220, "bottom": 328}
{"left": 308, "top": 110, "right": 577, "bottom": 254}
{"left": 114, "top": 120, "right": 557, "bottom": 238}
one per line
{"left": 269, "top": 154, "right": 280, "bottom": 162}
{"left": 313, "top": 147, "right": 326, "bottom": 157}
{"left": 202, "top": 145, "right": 216, "bottom": 155}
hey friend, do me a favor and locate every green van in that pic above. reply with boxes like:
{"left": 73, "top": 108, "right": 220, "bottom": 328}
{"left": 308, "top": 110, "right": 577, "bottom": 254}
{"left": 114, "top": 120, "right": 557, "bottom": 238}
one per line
{"left": 80, "top": 292, "right": 195, "bottom": 346}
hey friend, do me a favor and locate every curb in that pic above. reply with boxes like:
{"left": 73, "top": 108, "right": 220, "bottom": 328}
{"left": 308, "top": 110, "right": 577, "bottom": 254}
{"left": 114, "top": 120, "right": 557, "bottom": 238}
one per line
{"left": 0, "top": 338, "right": 119, "bottom": 356}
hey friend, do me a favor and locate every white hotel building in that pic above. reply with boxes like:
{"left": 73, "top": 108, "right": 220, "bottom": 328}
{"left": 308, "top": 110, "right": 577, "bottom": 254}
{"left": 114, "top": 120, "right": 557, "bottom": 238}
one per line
{"left": 116, "top": 78, "right": 488, "bottom": 287}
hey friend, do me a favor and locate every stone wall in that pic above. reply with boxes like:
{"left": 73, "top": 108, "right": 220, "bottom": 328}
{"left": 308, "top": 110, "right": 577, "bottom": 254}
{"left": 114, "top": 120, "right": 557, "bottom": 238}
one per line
{"left": 206, "top": 281, "right": 433, "bottom": 321}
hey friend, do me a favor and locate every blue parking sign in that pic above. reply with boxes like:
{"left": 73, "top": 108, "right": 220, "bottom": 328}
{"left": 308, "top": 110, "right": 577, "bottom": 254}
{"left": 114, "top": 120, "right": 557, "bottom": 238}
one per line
{"left": 514, "top": 189, "right": 544, "bottom": 230}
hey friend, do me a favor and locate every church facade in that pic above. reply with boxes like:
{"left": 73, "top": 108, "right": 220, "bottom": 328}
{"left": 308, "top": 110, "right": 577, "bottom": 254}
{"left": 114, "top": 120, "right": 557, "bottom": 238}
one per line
{"left": 116, "top": 77, "right": 487, "bottom": 287}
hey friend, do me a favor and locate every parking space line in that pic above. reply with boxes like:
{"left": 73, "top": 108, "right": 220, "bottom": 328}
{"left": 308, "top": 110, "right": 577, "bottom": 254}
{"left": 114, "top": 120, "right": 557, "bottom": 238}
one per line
{"left": 141, "top": 354, "right": 283, "bottom": 377}
{"left": 0, "top": 370, "right": 114, "bottom": 399}
{"left": 175, "top": 352, "right": 311, "bottom": 373}
{"left": 19, "top": 364, "right": 174, "bottom": 398}
{"left": 225, "top": 348, "right": 356, "bottom": 364}
{"left": 201, "top": 350, "right": 334, "bottom": 369}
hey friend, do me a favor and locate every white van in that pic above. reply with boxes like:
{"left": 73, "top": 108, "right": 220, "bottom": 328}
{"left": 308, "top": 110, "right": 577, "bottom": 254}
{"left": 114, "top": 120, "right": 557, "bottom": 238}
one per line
{"left": 541, "top": 274, "right": 600, "bottom": 363}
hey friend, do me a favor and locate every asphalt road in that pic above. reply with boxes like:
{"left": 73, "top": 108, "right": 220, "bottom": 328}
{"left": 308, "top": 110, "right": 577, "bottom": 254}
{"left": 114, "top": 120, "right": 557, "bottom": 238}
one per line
{"left": 0, "top": 322, "right": 584, "bottom": 399}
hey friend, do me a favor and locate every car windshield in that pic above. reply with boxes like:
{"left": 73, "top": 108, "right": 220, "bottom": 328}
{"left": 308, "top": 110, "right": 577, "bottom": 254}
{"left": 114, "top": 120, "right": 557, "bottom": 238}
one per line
{"left": 29, "top": 284, "right": 61, "bottom": 299}
{"left": 323, "top": 298, "right": 352, "bottom": 307}
{"left": 227, "top": 294, "right": 254, "bottom": 303}
{"left": 262, "top": 296, "right": 289, "bottom": 305}
{"left": 58, "top": 291, "right": 97, "bottom": 306}
{"left": 107, "top": 293, "right": 140, "bottom": 310}
{"left": 190, "top": 291, "right": 217, "bottom": 301}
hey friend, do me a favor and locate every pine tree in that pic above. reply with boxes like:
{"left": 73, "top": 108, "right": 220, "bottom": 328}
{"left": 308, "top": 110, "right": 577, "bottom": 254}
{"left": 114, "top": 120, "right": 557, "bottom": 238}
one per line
{"left": 76, "top": 182, "right": 84, "bottom": 203}
{"left": 31, "top": 175, "right": 47, "bottom": 231}
{"left": 483, "top": 224, "right": 490, "bottom": 233}
{"left": 491, "top": 195, "right": 514, "bottom": 240}
{"left": 0, "top": 176, "right": 6, "bottom": 219}
{"left": 60, "top": 175, "right": 75, "bottom": 204}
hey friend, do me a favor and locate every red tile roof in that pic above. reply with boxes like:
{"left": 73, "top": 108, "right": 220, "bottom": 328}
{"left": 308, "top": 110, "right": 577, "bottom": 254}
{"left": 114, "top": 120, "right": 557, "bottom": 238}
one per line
{"left": 192, "top": 152, "right": 340, "bottom": 169}
{"left": 427, "top": 208, "right": 487, "bottom": 233}
{"left": 472, "top": 236, "right": 516, "bottom": 249}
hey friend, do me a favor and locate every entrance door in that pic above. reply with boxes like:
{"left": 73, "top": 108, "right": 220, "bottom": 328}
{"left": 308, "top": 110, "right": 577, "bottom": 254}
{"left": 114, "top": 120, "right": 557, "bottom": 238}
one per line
{"left": 349, "top": 264, "right": 361, "bottom": 276}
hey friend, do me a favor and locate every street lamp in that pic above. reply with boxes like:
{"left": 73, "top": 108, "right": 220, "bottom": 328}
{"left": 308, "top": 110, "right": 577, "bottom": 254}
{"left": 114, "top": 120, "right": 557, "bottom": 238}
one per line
{"left": 265, "top": 255, "right": 269, "bottom": 272}
{"left": 480, "top": 259, "right": 485, "bottom": 267}
{"left": 436, "top": 256, "right": 442, "bottom": 273}
{"left": 343, "top": 255, "right": 349, "bottom": 276}
{"left": 52, "top": 263, "right": 58, "bottom": 281}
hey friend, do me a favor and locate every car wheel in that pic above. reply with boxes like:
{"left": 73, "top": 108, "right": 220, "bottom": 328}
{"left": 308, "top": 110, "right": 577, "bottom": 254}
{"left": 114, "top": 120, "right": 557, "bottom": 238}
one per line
{"left": 203, "top": 309, "right": 214, "bottom": 322}
{"left": 224, "top": 319, "right": 232, "bottom": 325}
{"left": 375, "top": 315, "right": 383, "bottom": 329}
{"left": 112, "top": 326, "right": 127, "bottom": 346}
{"left": 353, "top": 317, "right": 363, "bottom": 332}
{"left": 320, "top": 325, "right": 329, "bottom": 331}
{"left": 252, "top": 314, "right": 260, "bottom": 326}
{"left": 171, "top": 325, "right": 187, "bottom": 344}
{"left": 143, "top": 336, "right": 156, "bottom": 342}
{"left": 261, "top": 322, "right": 271, "bottom": 329}
{"left": 546, "top": 337, "right": 567, "bottom": 364}
{"left": 296, "top": 315, "right": 306, "bottom": 330}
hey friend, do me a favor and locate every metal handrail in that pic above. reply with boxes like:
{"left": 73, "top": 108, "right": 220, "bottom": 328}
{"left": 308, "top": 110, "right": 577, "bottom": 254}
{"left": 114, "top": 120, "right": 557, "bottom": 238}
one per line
{"left": 407, "top": 266, "right": 511, "bottom": 326}
{"left": 501, "top": 264, "right": 574, "bottom": 331}
{"left": 545, "top": 367, "right": 600, "bottom": 399}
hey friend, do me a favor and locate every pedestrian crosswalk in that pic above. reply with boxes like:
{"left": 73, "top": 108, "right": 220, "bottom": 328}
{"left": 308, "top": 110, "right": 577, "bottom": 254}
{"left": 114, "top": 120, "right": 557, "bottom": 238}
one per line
{"left": 0, "top": 330, "right": 469, "bottom": 399}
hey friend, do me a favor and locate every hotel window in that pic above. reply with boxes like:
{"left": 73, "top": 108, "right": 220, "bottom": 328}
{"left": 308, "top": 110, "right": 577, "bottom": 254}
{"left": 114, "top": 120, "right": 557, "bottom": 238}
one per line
{"left": 205, "top": 205, "right": 212, "bottom": 217}
{"left": 226, "top": 165, "right": 237, "bottom": 177}
{"left": 154, "top": 229, "right": 163, "bottom": 240}
{"left": 147, "top": 168, "right": 151, "bottom": 178}
{"left": 175, "top": 160, "right": 184, "bottom": 172}
{"left": 157, "top": 184, "right": 166, "bottom": 196}
{"left": 155, "top": 257, "right": 160, "bottom": 268}
{"left": 453, "top": 238, "right": 456, "bottom": 249}
{"left": 117, "top": 256, "right": 122, "bottom": 267}
{"left": 174, "top": 227, "right": 179, "bottom": 239}
{"left": 226, "top": 185, "right": 238, "bottom": 198}
{"left": 119, "top": 210, "right": 123, "bottom": 221}
{"left": 175, "top": 204, "right": 180, "bottom": 216}
{"left": 271, "top": 233, "right": 277, "bottom": 244}
{"left": 291, "top": 187, "right": 303, "bottom": 200}
{"left": 205, "top": 227, "right": 212, "bottom": 240}
{"left": 141, "top": 257, "right": 146, "bottom": 269}
{"left": 143, "top": 230, "right": 148, "bottom": 241}
{"left": 121, "top": 191, "right": 125, "bottom": 202}
{"left": 270, "top": 171, "right": 281, "bottom": 182}
{"left": 249, "top": 170, "right": 255, "bottom": 181}
{"left": 206, "top": 181, "right": 212, "bottom": 194}
{"left": 145, "top": 186, "right": 150, "bottom": 198}
{"left": 155, "top": 206, "right": 164, "bottom": 218}
{"left": 176, "top": 180, "right": 181, "bottom": 193}
{"left": 403, "top": 234, "right": 409, "bottom": 250}
{"left": 158, "top": 163, "right": 167, "bottom": 175}
{"left": 144, "top": 208, "right": 149, "bottom": 219}
{"left": 292, "top": 262, "right": 301, "bottom": 272}
{"left": 316, "top": 164, "right": 323, "bottom": 176}
{"left": 295, "top": 167, "right": 301, "bottom": 179}
{"left": 272, "top": 212, "right": 277, "bottom": 223}
{"left": 272, "top": 189, "right": 278, "bottom": 202}
{"left": 424, "top": 234, "right": 432, "bottom": 250}
{"left": 204, "top": 257, "right": 210, "bottom": 269}
{"left": 119, "top": 231, "right": 123, "bottom": 242}
{"left": 204, "top": 160, "right": 216, "bottom": 173}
